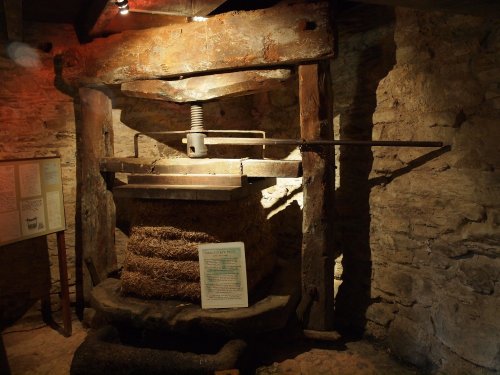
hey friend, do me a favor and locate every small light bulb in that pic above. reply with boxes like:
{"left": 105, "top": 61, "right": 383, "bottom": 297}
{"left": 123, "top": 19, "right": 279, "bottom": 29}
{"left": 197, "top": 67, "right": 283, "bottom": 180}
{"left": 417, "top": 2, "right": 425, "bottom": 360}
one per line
{"left": 115, "top": 0, "right": 129, "bottom": 15}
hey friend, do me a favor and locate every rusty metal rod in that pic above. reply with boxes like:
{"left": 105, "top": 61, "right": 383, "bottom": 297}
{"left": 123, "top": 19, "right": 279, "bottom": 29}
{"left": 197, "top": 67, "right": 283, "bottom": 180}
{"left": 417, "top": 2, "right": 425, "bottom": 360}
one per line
{"left": 181, "top": 137, "right": 444, "bottom": 148}
{"left": 134, "top": 130, "right": 267, "bottom": 157}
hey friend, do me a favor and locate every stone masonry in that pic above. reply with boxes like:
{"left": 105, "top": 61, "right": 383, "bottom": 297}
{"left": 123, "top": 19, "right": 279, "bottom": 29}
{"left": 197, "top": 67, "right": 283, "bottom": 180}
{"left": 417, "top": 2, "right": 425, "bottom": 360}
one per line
{"left": 371, "top": 9, "right": 499, "bottom": 373}
{"left": 0, "top": 5, "right": 498, "bottom": 374}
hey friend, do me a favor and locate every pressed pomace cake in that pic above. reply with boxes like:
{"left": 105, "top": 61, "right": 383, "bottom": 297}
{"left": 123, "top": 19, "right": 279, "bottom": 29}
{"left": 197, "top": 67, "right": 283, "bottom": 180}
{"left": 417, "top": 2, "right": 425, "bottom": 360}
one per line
{"left": 121, "top": 195, "right": 276, "bottom": 301}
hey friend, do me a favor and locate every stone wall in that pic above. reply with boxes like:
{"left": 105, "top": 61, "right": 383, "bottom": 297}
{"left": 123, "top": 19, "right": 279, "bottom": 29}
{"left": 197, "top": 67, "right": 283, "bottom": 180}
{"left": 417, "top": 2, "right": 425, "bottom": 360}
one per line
{"left": 1, "top": 6, "right": 498, "bottom": 374}
{"left": 0, "top": 24, "right": 79, "bottom": 321}
{"left": 332, "top": 6, "right": 499, "bottom": 373}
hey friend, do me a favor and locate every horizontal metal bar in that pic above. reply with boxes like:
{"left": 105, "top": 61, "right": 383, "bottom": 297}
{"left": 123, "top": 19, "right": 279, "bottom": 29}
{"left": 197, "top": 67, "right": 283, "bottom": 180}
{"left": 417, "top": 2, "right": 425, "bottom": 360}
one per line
{"left": 181, "top": 137, "right": 444, "bottom": 148}
{"left": 134, "top": 129, "right": 267, "bottom": 157}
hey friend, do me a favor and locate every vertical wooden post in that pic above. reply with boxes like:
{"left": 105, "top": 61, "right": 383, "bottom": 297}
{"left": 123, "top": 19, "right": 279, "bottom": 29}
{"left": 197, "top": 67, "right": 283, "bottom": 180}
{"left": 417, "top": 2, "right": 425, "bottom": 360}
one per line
{"left": 78, "top": 88, "right": 116, "bottom": 307}
{"left": 297, "top": 62, "right": 335, "bottom": 331}
{"left": 56, "top": 231, "right": 72, "bottom": 337}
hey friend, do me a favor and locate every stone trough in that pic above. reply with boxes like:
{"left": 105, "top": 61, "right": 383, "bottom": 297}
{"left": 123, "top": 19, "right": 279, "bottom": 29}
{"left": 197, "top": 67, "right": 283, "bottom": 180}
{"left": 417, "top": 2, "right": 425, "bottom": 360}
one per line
{"left": 71, "top": 325, "right": 247, "bottom": 375}
{"left": 71, "top": 259, "right": 300, "bottom": 374}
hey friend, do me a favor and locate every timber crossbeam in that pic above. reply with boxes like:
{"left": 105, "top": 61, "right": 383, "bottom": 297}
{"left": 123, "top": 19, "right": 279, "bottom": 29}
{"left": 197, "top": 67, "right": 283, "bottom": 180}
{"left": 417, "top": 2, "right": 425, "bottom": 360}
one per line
{"left": 61, "top": 1, "right": 334, "bottom": 86}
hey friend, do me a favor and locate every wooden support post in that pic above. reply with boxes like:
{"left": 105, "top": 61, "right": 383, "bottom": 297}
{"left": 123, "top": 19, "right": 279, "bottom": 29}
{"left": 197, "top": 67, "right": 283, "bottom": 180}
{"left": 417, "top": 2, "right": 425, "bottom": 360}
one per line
{"left": 297, "top": 62, "right": 335, "bottom": 331}
{"left": 56, "top": 231, "right": 72, "bottom": 337}
{"left": 78, "top": 88, "right": 117, "bottom": 307}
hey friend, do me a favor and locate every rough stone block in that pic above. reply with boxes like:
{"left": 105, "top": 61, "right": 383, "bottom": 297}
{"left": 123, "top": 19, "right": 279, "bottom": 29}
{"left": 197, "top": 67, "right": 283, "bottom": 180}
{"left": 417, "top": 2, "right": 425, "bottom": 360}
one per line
{"left": 365, "top": 302, "right": 397, "bottom": 327}
{"left": 457, "top": 255, "right": 499, "bottom": 295}
{"left": 388, "top": 315, "right": 434, "bottom": 369}
{"left": 431, "top": 294, "right": 500, "bottom": 370}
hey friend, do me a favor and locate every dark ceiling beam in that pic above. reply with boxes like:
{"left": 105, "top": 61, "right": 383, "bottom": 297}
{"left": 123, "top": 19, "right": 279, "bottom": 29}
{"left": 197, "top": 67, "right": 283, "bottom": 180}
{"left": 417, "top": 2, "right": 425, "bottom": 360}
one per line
{"left": 130, "top": 0, "right": 227, "bottom": 16}
{"left": 79, "top": 0, "right": 227, "bottom": 41}
{"left": 3, "top": 0, "right": 22, "bottom": 41}
{"left": 192, "top": 0, "right": 227, "bottom": 16}
{"left": 347, "top": 0, "right": 500, "bottom": 17}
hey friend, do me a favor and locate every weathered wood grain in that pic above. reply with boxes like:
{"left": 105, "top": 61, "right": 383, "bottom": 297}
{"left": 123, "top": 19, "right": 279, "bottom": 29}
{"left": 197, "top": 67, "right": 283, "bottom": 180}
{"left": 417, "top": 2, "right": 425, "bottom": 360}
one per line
{"left": 62, "top": 2, "right": 333, "bottom": 86}
{"left": 296, "top": 63, "right": 335, "bottom": 331}
{"left": 112, "top": 178, "right": 275, "bottom": 201}
{"left": 241, "top": 159, "right": 303, "bottom": 178}
{"left": 99, "top": 157, "right": 302, "bottom": 178}
{"left": 127, "top": 173, "right": 247, "bottom": 186}
{"left": 121, "top": 69, "right": 292, "bottom": 102}
{"left": 78, "top": 88, "right": 117, "bottom": 303}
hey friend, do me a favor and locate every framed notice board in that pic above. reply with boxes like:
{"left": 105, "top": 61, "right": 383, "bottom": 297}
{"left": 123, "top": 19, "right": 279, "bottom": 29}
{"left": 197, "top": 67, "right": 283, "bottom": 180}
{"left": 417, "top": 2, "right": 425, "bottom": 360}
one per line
{"left": 0, "top": 157, "right": 66, "bottom": 246}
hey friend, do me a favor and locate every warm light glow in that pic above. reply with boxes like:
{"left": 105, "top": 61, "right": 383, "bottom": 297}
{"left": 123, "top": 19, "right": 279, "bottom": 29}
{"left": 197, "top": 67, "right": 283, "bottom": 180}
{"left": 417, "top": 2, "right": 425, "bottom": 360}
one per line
{"left": 119, "top": 7, "right": 129, "bottom": 15}
{"left": 6, "top": 42, "right": 41, "bottom": 68}
{"left": 192, "top": 16, "right": 208, "bottom": 22}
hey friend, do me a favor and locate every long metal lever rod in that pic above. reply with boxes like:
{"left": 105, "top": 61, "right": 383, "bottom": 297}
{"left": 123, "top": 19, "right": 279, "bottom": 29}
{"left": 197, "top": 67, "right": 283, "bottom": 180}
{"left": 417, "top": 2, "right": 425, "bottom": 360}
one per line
{"left": 182, "top": 137, "right": 444, "bottom": 148}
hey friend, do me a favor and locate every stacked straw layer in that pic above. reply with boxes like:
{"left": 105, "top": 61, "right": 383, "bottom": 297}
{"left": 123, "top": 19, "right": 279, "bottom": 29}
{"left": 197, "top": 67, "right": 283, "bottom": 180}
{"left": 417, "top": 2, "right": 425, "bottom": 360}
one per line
{"left": 121, "top": 197, "right": 276, "bottom": 301}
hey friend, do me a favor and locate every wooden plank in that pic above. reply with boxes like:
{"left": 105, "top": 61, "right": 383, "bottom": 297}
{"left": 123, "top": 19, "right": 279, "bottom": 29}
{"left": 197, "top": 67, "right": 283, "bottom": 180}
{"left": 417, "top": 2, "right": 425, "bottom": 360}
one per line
{"left": 121, "top": 69, "right": 292, "bottom": 102}
{"left": 3, "top": 0, "right": 22, "bottom": 41}
{"left": 78, "top": 88, "right": 117, "bottom": 305}
{"left": 127, "top": 174, "right": 247, "bottom": 186}
{"left": 113, "top": 177, "right": 274, "bottom": 201}
{"left": 100, "top": 157, "right": 242, "bottom": 175}
{"left": 242, "top": 159, "right": 302, "bottom": 178}
{"left": 113, "top": 184, "right": 244, "bottom": 201}
{"left": 62, "top": 2, "right": 333, "bottom": 86}
{"left": 100, "top": 157, "right": 302, "bottom": 178}
{"left": 296, "top": 62, "right": 335, "bottom": 331}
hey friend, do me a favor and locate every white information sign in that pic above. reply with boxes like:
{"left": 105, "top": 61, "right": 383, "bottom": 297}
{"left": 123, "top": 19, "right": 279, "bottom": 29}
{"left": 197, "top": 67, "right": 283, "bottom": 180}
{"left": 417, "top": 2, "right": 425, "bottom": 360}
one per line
{"left": 0, "top": 157, "right": 66, "bottom": 246}
{"left": 198, "top": 242, "right": 248, "bottom": 309}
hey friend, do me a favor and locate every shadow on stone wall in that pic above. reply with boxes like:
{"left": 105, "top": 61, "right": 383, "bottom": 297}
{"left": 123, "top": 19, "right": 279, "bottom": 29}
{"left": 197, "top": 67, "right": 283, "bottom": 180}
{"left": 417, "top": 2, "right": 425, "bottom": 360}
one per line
{"left": 334, "top": 8, "right": 396, "bottom": 336}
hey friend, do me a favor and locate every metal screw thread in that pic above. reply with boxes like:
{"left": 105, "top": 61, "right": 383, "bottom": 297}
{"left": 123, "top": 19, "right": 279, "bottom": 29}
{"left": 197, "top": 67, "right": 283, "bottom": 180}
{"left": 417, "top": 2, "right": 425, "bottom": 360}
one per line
{"left": 190, "top": 104, "right": 204, "bottom": 131}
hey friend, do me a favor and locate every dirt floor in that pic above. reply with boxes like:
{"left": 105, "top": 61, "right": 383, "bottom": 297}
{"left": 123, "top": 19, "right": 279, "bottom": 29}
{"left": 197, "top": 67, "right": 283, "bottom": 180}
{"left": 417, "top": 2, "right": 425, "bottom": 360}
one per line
{"left": 2, "top": 306, "right": 421, "bottom": 375}
{"left": 2, "top": 308, "right": 87, "bottom": 375}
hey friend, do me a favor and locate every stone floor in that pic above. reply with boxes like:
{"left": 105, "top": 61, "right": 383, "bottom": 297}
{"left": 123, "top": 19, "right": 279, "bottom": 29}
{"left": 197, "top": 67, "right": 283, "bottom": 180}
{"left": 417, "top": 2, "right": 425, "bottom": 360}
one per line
{"left": 2, "top": 307, "right": 422, "bottom": 375}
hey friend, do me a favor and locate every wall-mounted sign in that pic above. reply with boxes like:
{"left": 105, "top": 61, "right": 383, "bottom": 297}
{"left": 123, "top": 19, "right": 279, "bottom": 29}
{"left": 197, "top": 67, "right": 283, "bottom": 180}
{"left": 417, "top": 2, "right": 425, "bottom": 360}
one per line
{"left": 0, "top": 157, "right": 66, "bottom": 246}
{"left": 198, "top": 242, "right": 248, "bottom": 309}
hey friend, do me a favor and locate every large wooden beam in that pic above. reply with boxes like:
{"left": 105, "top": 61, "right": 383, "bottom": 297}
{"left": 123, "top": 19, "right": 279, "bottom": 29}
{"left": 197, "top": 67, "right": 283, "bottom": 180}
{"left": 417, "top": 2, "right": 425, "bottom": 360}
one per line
{"left": 121, "top": 69, "right": 292, "bottom": 102}
{"left": 62, "top": 2, "right": 333, "bottom": 86}
{"left": 297, "top": 62, "right": 335, "bottom": 331}
{"left": 99, "top": 157, "right": 303, "bottom": 178}
{"left": 78, "top": 88, "right": 117, "bottom": 305}
{"left": 112, "top": 177, "right": 275, "bottom": 201}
